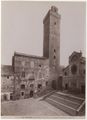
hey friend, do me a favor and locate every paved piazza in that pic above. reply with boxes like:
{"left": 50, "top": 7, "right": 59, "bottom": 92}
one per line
{"left": 1, "top": 97, "right": 68, "bottom": 117}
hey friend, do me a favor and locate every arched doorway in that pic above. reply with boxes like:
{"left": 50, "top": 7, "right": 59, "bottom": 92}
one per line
{"left": 21, "top": 91, "right": 25, "bottom": 99}
{"left": 10, "top": 93, "right": 13, "bottom": 100}
{"left": 58, "top": 76, "right": 63, "bottom": 90}
{"left": 30, "top": 90, "right": 34, "bottom": 97}
{"left": 52, "top": 80, "right": 56, "bottom": 90}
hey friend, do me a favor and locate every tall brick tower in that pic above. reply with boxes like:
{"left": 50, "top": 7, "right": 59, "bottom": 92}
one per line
{"left": 43, "top": 6, "right": 61, "bottom": 88}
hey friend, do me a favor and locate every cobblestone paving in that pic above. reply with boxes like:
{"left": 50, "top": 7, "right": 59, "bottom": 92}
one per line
{"left": 1, "top": 97, "right": 69, "bottom": 117}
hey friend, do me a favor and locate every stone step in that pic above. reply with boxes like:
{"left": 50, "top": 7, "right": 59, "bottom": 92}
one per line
{"left": 49, "top": 95, "right": 80, "bottom": 109}
{"left": 45, "top": 98, "right": 77, "bottom": 116}
{"left": 45, "top": 92, "right": 84, "bottom": 116}
{"left": 54, "top": 92, "right": 83, "bottom": 104}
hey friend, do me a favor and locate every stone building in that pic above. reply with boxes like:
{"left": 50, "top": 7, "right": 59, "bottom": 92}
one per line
{"left": 43, "top": 6, "right": 60, "bottom": 83}
{"left": 12, "top": 52, "right": 49, "bottom": 99}
{"left": 1, "top": 6, "right": 85, "bottom": 101}
{"left": 1, "top": 65, "right": 14, "bottom": 101}
{"left": 1, "top": 6, "right": 61, "bottom": 100}
{"left": 62, "top": 51, "right": 85, "bottom": 93}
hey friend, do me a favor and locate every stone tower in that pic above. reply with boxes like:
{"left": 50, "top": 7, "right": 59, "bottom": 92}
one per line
{"left": 43, "top": 6, "right": 61, "bottom": 85}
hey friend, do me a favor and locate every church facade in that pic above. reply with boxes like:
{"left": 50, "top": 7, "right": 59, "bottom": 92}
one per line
{"left": 62, "top": 51, "right": 85, "bottom": 93}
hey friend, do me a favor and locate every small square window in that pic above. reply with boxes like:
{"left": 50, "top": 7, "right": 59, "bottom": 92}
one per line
{"left": 21, "top": 84, "right": 25, "bottom": 89}
{"left": 7, "top": 76, "right": 9, "bottom": 79}
{"left": 38, "top": 84, "right": 42, "bottom": 88}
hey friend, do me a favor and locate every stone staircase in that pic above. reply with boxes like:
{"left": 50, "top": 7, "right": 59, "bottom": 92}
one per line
{"left": 44, "top": 91, "right": 85, "bottom": 116}
{"left": 37, "top": 88, "right": 54, "bottom": 97}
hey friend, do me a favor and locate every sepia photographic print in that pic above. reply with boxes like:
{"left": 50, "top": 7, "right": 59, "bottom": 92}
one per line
{"left": 1, "top": 0, "right": 86, "bottom": 119}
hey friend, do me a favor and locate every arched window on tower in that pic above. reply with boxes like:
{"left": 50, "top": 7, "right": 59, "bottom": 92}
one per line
{"left": 54, "top": 22, "right": 56, "bottom": 25}
{"left": 54, "top": 49, "right": 56, "bottom": 53}
{"left": 54, "top": 55, "right": 56, "bottom": 59}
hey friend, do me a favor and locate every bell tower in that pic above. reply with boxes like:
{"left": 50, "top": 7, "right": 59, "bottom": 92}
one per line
{"left": 43, "top": 6, "right": 61, "bottom": 83}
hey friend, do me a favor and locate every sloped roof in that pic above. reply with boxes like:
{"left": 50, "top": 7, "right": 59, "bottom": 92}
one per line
{"left": 14, "top": 52, "right": 47, "bottom": 60}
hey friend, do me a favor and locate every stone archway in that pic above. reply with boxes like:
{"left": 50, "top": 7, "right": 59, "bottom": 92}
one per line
{"left": 20, "top": 91, "right": 25, "bottom": 99}
{"left": 30, "top": 90, "right": 34, "bottom": 97}
{"left": 65, "top": 83, "right": 68, "bottom": 90}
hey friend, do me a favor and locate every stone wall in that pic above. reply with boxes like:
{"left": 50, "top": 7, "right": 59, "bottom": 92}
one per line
{"left": 43, "top": 6, "right": 61, "bottom": 87}
{"left": 12, "top": 53, "right": 50, "bottom": 99}
{"left": 1, "top": 65, "right": 14, "bottom": 101}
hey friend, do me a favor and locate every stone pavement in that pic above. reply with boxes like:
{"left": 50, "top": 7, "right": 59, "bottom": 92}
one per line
{"left": 1, "top": 97, "right": 69, "bottom": 117}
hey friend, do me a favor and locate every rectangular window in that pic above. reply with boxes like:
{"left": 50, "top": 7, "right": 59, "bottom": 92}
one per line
{"left": 7, "top": 76, "right": 9, "bottom": 79}
{"left": 22, "top": 72, "right": 25, "bottom": 77}
{"left": 21, "top": 84, "right": 25, "bottom": 89}
{"left": 38, "top": 84, "right": 42, "bottom": 88}
{"left": 54, "top": 56, "right": 56, "bottom": 59}
{"left": 21, "top": 92, "right": 24, "bottom": 96}
{"left": 54, "top": 49, "right": 56, "bottom": 52}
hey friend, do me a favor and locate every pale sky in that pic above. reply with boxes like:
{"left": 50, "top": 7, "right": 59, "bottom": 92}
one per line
{"left": 1, "top": 1, "right": 86, "bottom": 66}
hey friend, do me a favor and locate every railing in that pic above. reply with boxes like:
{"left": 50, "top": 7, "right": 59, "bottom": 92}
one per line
{"left": 76, "top": 100, "right": 85, "bottom": 114}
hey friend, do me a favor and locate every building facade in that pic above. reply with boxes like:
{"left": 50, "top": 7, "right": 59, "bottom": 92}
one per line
{"left": 12, "top": 52, "right": 49, "bottom": 99}
{"left": 62, "top": 51, "right": 85, "bottom": 93}
{"left": 1, "top": 65, "right": 14, "bottom": 101}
